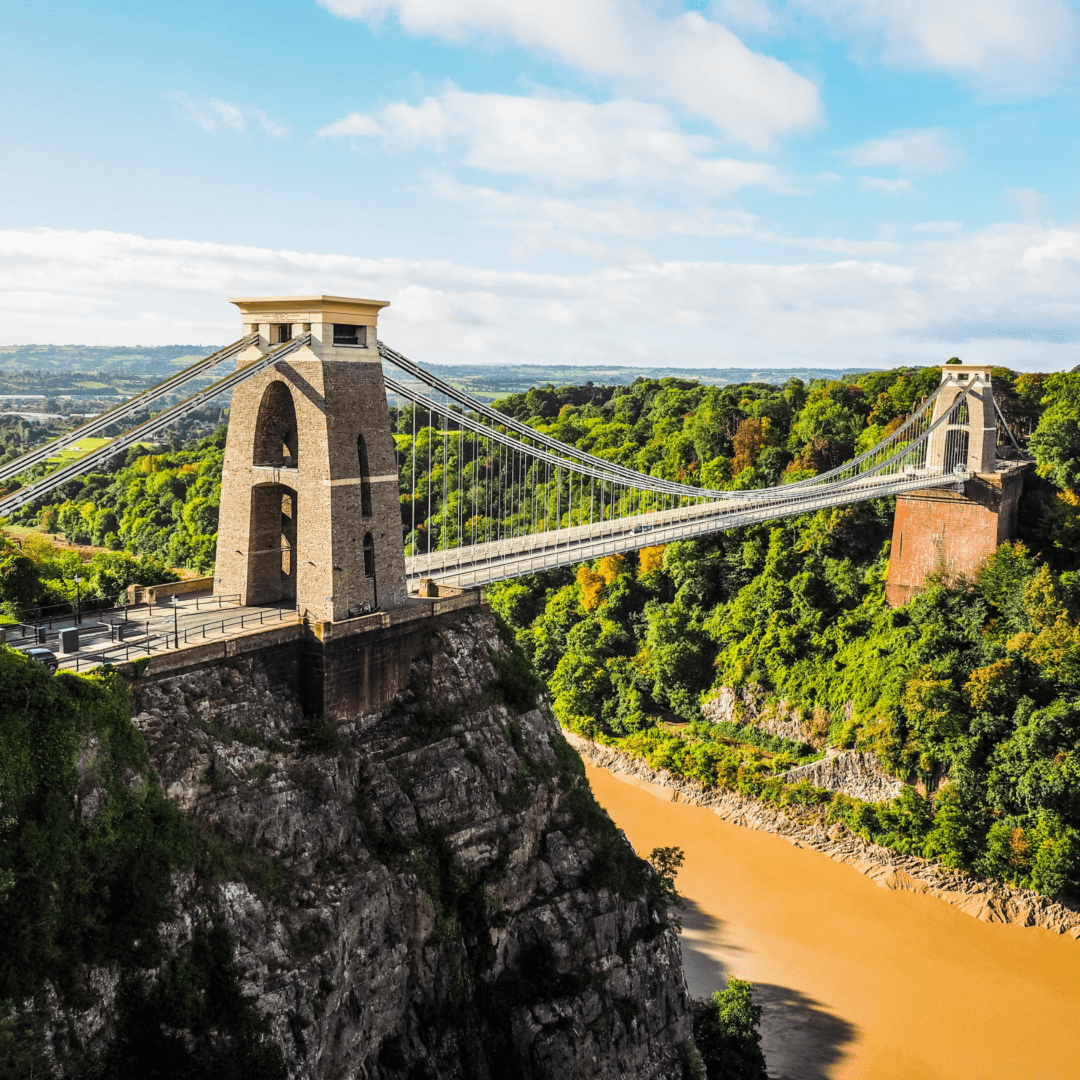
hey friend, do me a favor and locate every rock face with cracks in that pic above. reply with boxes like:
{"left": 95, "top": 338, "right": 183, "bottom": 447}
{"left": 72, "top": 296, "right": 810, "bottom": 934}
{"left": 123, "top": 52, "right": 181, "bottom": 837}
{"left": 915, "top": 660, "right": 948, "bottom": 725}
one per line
{"left": 58, "top": 611, "right": 694, "bottom": 1078}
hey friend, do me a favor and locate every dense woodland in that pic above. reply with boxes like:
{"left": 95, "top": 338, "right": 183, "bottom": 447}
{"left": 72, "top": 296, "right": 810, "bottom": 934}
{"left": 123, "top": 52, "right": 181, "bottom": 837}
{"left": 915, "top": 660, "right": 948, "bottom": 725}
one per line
{"left": 5, "top": 363, "right": 1080, "bottom": 899}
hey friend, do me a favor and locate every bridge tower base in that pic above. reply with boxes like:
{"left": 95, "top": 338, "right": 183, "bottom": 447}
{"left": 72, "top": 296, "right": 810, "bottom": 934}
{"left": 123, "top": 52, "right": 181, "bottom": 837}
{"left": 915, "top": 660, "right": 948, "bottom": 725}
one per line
{"left": 884, "top": 465, "right": 1030, "bottom": 607}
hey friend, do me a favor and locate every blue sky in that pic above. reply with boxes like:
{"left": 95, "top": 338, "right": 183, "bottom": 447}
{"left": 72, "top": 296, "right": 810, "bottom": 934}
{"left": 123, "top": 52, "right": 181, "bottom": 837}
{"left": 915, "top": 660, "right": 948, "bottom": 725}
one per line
{"left": 3, "top": 0, "right": 1080, "bottom": 370}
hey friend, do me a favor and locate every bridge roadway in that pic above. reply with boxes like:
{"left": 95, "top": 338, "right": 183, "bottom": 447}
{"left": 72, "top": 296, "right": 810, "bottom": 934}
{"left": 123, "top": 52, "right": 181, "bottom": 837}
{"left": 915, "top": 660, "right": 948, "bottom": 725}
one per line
{"left": 405, "top": 466, "right": 971, "bottom": 589}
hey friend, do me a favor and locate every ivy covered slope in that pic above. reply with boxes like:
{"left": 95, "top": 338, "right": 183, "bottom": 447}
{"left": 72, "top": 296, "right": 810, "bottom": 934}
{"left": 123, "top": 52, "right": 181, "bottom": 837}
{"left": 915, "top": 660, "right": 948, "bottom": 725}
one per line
{"left": 0, "top": 650, "right": 287, "bottom": 1077}
{"left": 1, "top": 612, "right": 696, "bottom": 1078}
{"left": 488, "top": 368, "right": 1080, "bottom": 903}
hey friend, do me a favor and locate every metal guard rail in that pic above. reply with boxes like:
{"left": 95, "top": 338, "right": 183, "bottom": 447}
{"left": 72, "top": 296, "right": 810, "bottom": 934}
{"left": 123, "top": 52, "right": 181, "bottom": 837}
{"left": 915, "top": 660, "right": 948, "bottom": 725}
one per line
{"left": 62, "top": 603, "right": 299, "bottom": 672}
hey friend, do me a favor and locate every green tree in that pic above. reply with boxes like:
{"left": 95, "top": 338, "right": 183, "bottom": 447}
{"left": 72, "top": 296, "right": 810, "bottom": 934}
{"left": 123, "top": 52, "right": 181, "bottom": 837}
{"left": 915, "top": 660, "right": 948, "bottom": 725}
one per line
{"left": 692, "top": 978, "right": 768, "bottom": 1080}
{"left": 1030, "top": 372, "right": 1080, "bottom": 490}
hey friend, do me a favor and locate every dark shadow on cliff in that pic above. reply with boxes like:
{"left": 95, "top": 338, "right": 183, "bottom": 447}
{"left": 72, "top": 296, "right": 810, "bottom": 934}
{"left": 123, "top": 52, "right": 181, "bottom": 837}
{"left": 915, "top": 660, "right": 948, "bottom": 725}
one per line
{"left": 753, "top": 983, "right": 858, "bottom": 1080}
{"left": 677, "top": 900, "right": 858, "bottom": 1080}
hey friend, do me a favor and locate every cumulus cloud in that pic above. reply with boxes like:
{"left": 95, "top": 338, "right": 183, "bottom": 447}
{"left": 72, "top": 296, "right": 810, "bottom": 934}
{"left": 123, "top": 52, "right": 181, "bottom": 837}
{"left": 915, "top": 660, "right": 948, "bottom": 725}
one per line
{"left": 795, "top": 0, "right": 1077, "bottom": 90}
{"left": 3, "top": 225, "right": 1079, "bottom": 370}
{"left": 434, "top": 179, "right": 903, "bottom": 255}
{"left": 319, "top": 90, "right": 787, "bottom": 192}
{"left": 844, "top": 129, "right": 963, "bottom": 174}
{"left": 168, "top": 92, "right": 288, "bottom": 137}
{"left": 315, "top": 0, "right": 821, "bottom": 147}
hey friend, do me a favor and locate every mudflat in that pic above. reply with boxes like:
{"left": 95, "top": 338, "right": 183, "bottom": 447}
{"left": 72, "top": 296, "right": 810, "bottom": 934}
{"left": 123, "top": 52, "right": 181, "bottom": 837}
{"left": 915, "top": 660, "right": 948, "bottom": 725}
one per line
{"left": 587, "top": 763, "right": 1080, "bottom": 1080}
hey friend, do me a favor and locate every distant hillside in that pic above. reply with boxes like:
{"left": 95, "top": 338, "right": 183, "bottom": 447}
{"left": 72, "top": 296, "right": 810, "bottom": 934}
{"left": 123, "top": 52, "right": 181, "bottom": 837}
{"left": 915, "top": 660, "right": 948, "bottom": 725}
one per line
{"left": 0, "top": 344, "right": 221, "bottom": 377}
{"left": 426, "top": 363, "right": 866, "bottom": 398}
{"left": 0, "top": 344, "right": 868, "bottom": 395}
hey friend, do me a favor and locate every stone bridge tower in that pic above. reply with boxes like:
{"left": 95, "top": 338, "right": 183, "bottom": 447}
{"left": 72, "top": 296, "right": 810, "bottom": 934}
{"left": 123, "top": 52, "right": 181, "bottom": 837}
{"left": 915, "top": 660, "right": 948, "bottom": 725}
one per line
{"left": 214, "top": 296, "right": 407, "bottom": 621}
{"left": 885, "top": 363, "right": 1029, "bottom": 606}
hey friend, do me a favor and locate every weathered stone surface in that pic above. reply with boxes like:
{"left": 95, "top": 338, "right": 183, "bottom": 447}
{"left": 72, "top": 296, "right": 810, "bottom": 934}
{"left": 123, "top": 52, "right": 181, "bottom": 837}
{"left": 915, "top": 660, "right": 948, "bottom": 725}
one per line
{"left": 568, "top": 732, "right": 1080, "bottom": 940}
{"left": 701, "top": 683, "right": 829, "bottom": 747}
{"left": 49, "top": 612, "right": 694, "bottom": 1078}
{"left": 781, "top": 751, "right": 905, "bottom": 803}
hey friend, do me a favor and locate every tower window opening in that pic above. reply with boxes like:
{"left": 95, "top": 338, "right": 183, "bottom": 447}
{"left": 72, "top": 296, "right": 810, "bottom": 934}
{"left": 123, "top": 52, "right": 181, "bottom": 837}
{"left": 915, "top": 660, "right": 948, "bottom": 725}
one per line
{"left": 357, "top": 434, "right": 373, "bottom": 517}
{"left": 275, "top": 323, "right": 292, "bottom": 345}
{"left": 363, "top": 532, "right": 375, "bottom": 578}
{"left": 333, "top": 324, "right": 366, "bottom": 347}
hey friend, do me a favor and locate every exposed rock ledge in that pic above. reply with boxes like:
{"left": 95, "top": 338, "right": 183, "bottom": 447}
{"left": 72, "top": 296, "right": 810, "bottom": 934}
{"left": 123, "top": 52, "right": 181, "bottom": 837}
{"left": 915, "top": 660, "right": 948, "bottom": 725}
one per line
{"left": 781, "top": 751, "right": 905, "bottom": 803}
{"left": 566, "top": 731, "right": 1080, "bottom": 939}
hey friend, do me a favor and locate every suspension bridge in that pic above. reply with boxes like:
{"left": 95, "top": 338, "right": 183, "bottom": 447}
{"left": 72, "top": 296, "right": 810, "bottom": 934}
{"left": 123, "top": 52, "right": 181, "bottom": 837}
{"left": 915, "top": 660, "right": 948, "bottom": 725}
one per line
{"left": 0, "top": 294, "right": 1026, "bottom": 685}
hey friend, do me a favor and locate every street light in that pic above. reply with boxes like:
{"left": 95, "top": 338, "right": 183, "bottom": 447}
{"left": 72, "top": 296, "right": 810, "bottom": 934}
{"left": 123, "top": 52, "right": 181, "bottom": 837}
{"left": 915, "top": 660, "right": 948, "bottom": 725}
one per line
{"left": 73, "top": 575, "right": 81, "bottom": 625}
{"left": 172, "top": 594, "right": 180, "bottom": 649}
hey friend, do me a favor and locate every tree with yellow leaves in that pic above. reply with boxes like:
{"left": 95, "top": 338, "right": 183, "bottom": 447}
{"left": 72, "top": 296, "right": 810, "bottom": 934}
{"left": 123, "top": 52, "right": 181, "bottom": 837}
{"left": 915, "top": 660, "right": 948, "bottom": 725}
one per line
{"left": 638, "top": 545, "right": 665, "bottom": 579}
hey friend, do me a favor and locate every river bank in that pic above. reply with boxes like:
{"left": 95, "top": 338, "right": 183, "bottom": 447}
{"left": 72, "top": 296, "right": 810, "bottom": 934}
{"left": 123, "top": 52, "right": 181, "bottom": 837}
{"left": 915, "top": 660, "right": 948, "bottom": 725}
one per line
{"left": 566, "top": 731, "right": 1080, "bottom": 936}
{"left": 584, "top": 759, "right": 1080, "bottom": 1079}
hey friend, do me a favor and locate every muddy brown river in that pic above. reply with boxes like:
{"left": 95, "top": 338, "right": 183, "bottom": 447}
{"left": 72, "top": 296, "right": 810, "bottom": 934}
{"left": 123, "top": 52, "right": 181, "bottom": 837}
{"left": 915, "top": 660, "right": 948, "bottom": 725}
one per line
{"left": 586, "top": 764, "right": 1080, "bottom": 1080}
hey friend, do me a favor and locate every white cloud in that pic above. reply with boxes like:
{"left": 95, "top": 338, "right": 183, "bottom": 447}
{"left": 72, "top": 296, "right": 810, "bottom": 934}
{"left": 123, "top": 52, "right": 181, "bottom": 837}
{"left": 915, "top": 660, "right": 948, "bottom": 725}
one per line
{"left": 844, "top": 129, "right": 963, "bottom": 174}
{"left": 860, "top": 176, "right": 912, "bottom": 193}
{"left": 707, "top": 0, "right": 782, "bottom": 34}
{"left": 316, "top": 0, "right": 821, "bottom": 147}
{"left": 1007, "top": 187, "right": 1048, "bottom": 220}
{"left": 4, "top": 225, "right": 1080, "bottom": 370}
{"left": 434, "top": 179, "right": 903, "bottom": 254}
{"left": 795, "top": 0, "right": 1077, "bottom": 90}
{"left": 168, "top": 92, "right": 288, "bottom": 137}
{"left": 320, "top": 90, "right": 786, "bottom": 192}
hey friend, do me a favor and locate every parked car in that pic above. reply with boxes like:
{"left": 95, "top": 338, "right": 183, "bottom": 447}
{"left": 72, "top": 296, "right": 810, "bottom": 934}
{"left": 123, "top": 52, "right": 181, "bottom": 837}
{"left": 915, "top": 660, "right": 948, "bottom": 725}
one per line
{"left": 25, "top": 647, "right": 58, "bottom": 673}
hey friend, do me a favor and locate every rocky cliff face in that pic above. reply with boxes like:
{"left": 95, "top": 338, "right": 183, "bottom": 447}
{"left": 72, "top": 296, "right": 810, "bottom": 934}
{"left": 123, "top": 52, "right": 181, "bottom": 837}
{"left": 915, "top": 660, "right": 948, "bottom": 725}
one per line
{"left": 56, "top": 611, "right": 694, "bottom": 1078}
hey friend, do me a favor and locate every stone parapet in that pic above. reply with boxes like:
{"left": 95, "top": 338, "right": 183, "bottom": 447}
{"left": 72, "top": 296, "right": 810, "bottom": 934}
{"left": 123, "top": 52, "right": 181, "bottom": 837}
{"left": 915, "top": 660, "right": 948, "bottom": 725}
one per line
{"left": 128, "top": 577, "right": 215, "bottom": 606}
{"left": 116, "top": 589, "right": 487, "bottom": 719}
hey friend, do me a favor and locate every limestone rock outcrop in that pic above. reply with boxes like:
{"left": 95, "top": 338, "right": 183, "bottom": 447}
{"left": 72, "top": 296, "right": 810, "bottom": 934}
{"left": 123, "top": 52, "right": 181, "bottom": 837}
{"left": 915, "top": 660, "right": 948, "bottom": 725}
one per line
{"left": 782, "top": 751, "right": 905, "bottom": 803}
{"left": 701, "top": 683, "right": 832, "bottom": 747}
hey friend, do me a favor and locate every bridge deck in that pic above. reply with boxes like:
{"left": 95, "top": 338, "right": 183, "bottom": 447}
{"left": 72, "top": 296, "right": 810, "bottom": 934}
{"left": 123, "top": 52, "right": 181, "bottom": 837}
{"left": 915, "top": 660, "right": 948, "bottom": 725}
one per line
{"left": 406, "top": 468, "right": 970, "bottom": 589}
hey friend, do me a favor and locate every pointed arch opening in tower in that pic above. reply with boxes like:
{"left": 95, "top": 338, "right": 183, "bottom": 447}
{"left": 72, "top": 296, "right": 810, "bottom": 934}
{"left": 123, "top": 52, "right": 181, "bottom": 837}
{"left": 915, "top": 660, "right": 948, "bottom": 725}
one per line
{"left": 253, "top": 381, "right": 298, "bottom": 468}
{"left": 944, "top": 429, "right": 970, "bottom": 472}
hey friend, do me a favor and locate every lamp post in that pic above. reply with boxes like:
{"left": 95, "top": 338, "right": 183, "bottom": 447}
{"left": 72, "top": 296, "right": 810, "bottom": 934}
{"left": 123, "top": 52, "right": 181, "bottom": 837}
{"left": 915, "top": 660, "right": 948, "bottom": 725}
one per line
{"left": 172, "top": 594, "right": 180, "bottom": 649}
{"left": 73, "top": 575, "right": 81, "bottom": 625}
